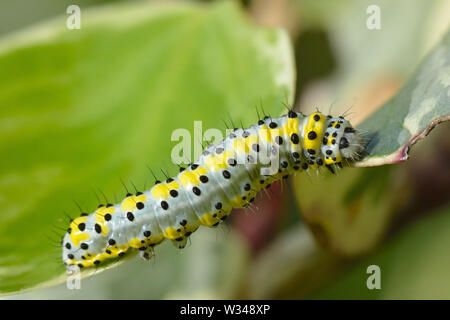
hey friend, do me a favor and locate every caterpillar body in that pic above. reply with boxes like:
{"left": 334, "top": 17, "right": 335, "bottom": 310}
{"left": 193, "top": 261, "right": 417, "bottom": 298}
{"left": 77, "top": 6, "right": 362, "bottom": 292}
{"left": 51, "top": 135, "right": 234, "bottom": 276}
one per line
{"left": 62, "top": 110, "right": 364, "bottom": 270}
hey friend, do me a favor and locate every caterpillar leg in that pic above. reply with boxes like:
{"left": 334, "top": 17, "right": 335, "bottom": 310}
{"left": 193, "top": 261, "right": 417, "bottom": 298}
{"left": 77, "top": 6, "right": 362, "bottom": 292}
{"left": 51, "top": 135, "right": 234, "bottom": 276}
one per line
{"left": 171, "top": 236, "right": 188, "bottom": 249}
{"left": 139, "top": 247, "right": 155, "bottom": 261}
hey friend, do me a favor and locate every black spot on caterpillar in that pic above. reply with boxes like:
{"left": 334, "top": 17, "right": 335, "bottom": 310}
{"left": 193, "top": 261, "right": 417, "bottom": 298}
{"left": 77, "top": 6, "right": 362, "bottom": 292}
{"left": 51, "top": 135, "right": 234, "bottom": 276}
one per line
{"left": 62, "top": 110, "right": 364, "bottom": 270}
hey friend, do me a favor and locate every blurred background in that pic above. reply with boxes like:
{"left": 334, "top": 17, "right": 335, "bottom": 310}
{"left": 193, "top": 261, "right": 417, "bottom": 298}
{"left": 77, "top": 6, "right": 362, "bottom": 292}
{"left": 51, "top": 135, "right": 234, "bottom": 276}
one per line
{"left": 1, "top": 0, "right": 450, "bottom": 299}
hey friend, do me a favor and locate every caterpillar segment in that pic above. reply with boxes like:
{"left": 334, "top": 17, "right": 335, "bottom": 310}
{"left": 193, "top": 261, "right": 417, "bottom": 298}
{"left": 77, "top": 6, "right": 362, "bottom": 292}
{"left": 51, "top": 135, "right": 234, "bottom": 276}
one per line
{"left": 62, "top": 111, "right": 364, "bottom": 270}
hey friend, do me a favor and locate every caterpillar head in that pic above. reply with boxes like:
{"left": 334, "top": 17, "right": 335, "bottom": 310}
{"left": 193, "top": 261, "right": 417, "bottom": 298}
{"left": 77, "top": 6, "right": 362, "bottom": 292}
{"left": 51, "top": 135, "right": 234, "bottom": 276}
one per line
{"left": 339, "top": 124, "right": 364, "bottom": 160}
{"left": 321, "top": 117, "right": 364, "bottom": 164}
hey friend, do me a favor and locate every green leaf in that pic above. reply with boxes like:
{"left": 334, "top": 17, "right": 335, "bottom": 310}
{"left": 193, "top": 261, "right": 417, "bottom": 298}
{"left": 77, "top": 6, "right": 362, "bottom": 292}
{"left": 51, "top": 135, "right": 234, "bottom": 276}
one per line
{"left": 356, "top": 28, "right": 450, "bottom": 167}
{"left": 0, "top": 1, "right": 295, "bottom": 295}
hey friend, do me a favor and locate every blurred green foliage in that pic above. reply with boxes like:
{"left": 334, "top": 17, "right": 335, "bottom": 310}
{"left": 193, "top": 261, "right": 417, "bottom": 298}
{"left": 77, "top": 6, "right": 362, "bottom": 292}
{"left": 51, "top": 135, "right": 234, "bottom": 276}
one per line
{"left": 313, "top": 205, "right": 450, "bottom": 299}
{"left": 292, "top": 25, "right": 450, "bottom": 257}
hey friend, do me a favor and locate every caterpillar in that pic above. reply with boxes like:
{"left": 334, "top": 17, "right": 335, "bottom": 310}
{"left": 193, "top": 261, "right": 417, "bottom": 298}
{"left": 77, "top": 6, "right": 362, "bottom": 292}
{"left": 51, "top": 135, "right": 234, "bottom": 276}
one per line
{"left": 61, "top": 110, "right": 364, "bottom": 270}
